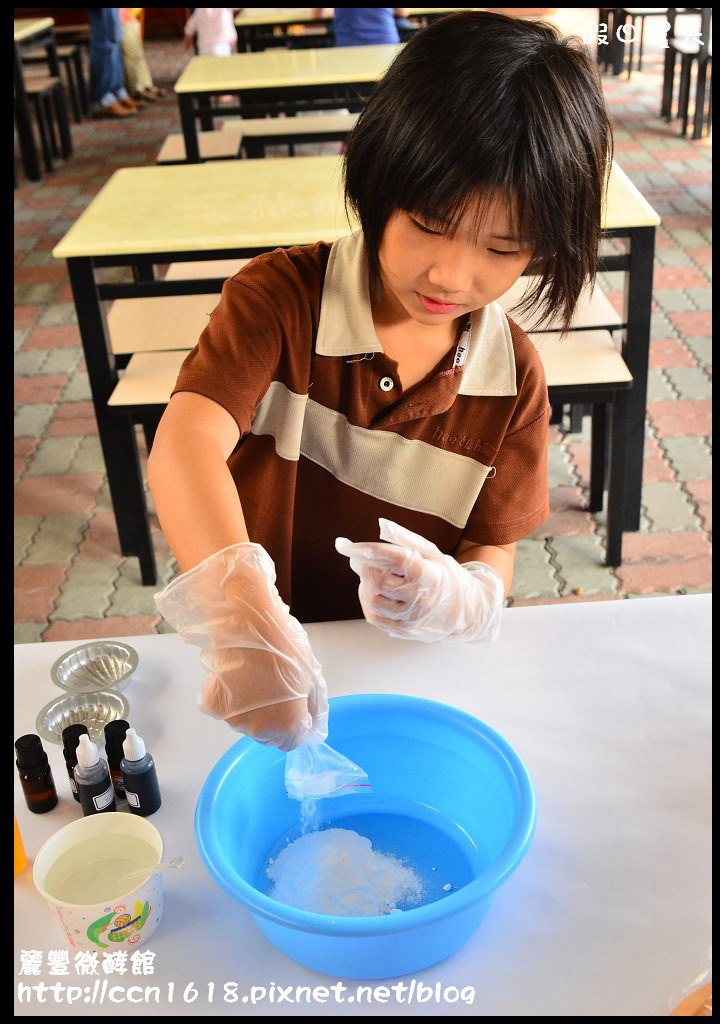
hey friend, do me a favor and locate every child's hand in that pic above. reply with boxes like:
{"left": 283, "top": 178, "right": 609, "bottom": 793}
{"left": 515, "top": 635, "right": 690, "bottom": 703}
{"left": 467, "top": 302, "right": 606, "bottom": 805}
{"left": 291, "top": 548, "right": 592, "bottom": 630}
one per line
{"left": 336, "top": 518, "right": 504, "bottom": 645}
{"left": 155, "top": 544, "right": 328, "bottom": 750}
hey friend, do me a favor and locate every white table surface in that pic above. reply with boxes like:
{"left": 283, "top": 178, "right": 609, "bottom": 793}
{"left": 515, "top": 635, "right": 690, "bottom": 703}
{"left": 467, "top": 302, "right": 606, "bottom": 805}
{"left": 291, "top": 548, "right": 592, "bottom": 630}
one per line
{"left": 14, "top": 596, "right": 711, "bottom": 1016}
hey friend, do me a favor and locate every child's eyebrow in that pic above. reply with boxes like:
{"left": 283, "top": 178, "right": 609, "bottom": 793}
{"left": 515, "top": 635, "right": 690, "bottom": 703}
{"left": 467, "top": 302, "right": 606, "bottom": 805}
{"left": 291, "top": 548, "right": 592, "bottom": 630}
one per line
{"left": 489, "top": 234, "right": 530, "bottom": 244}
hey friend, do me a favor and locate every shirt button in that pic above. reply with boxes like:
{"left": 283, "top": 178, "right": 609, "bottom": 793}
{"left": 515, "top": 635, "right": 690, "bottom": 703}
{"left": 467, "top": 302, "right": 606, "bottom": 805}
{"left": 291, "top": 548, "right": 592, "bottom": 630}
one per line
{"left": 379, "top": 376, "right": 395, "bottom": 392}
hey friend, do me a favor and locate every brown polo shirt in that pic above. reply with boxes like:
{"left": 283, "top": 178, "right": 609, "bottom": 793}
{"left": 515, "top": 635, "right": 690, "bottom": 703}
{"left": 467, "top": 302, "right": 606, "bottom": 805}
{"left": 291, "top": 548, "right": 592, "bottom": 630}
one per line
{"left": 172, "top": 230, "right": 550, "bottom": 622}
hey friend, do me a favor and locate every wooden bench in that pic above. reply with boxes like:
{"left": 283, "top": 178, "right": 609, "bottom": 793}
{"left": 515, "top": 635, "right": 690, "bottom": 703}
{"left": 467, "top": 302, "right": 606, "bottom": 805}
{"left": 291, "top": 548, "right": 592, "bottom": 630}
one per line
{"left": 497, "top": 276, "right": 623, "bottom": 334}
{"left": 157, "top": 112, "right": 358, "bottom": 163}
{"left": 163, "top": 259, "right": 250, "bottom": 280}
{"left": 107, "top": 294, "right": 221, "bottom": 356}
{"left": 530, "top": 329, "right": 632, "bottom": 567}
{"left": 499, "top": 275, "right": 624, "bottom": 432}
{"left": 106, "top": 260, "right": 251, "bottom": 356}
{"left": 23, "top": 42, "right": 87, "bottom": 122}
{"left": 23, "top": 75, "right": 72, "bottom": 172}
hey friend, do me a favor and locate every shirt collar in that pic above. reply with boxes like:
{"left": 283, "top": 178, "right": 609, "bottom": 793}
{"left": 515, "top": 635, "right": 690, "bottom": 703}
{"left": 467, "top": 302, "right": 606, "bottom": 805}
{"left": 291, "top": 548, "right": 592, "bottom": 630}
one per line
{"left": 316, "top": 230, "right": 517, "bottom": 397}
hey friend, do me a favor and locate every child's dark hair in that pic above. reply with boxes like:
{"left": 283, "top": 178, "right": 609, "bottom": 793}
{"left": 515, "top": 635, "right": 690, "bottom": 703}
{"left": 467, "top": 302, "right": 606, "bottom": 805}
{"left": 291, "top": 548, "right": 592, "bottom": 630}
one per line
{"left": 343, "top": 11, "right": 613, "bottom": 333}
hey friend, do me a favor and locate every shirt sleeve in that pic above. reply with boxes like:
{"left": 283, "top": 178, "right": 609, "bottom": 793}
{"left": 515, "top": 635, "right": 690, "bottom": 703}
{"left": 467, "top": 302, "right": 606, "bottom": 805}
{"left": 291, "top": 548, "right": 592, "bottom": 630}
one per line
{"left": 171, "top": 273, "right": 283, "bottom": 436}
{"left": 462, "top": 326, "right": 550, "bottom": 546}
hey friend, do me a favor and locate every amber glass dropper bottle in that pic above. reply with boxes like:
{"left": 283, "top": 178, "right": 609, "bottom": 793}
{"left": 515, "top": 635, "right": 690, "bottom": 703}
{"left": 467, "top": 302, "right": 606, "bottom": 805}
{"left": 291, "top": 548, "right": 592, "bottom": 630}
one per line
{"left": 15, "top": 734, "right": 58, "bottom": 813}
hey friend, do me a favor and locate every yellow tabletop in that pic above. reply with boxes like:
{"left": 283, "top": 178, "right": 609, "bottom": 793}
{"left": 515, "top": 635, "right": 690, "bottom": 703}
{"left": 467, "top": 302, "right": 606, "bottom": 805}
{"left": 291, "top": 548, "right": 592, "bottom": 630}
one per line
{"left": 234, "top": 9, "right": 327, "bottom": 27}
{"left": 603, "top": 160, "right": 661, "bottom": 230}
{"left": 52, "top": 156, "right": 659, "bottom": 260}
{"left": 174, "top": 43, "right": 401, "bottom": 92}
{"left": 14, "top": 17, "right": 54, "bottom": 43}
{"left": 408, "top": 7, "right": 475, "bottom": 13}
{"left": 52, "top": 156, "right": 353, "bottom": 259}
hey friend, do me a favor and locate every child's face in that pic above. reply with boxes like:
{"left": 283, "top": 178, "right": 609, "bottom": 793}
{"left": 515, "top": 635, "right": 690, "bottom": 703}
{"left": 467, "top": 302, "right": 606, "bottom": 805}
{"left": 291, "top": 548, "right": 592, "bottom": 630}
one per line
{"left": 377, "top": 196, "right": 534, "bottom": 327}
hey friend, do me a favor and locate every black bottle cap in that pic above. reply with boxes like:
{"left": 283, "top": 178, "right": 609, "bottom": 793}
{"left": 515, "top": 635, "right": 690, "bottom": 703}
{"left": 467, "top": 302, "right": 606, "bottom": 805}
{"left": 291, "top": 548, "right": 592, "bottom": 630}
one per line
{"left": 104, "top": 719, "right": 130, "bottom": 759}
{"left": 15, "top": 733, "right": 48, "bottom": 770}
{"left": 62, "top": 724, "right": 89, "bottom": 764}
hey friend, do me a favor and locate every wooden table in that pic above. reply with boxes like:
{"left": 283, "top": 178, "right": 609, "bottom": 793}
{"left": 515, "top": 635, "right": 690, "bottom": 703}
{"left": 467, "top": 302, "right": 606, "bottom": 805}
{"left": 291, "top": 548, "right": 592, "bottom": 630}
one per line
{"left": 14, "top": 17, "right": 60, "bottom": 182}
{"left": 232, "top": 9, "right": 472, "bottom": 51}
{"left": 233, "top": 8, "right": 335, "bottom": 52}
{"left": 174, "top": 44, "right": 401, "bottom": 160}
{"left": 52, "top": 156, "right": 658, "bottom": 585}
{"left": 14, "top": 596, "right": 712, "bottom": 1015}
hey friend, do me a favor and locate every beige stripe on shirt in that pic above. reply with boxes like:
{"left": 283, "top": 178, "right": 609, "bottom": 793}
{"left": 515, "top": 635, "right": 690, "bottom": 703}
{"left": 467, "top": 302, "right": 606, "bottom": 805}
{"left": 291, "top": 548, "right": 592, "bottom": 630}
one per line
{"left": 250, "top": 380, "right": 493, "bottom": 528}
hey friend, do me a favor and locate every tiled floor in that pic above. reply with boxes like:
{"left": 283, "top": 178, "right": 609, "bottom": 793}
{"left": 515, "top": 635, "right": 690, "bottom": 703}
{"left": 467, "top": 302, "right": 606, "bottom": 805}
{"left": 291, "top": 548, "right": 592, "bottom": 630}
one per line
{"left": 14, "top": 31, "right": 712, "bottom": 644}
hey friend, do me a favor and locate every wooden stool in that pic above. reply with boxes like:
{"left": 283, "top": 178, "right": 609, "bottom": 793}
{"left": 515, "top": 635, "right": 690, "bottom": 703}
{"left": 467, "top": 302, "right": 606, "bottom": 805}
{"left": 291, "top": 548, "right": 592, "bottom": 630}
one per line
{"left": 24, "top": 44, "right": 88, "bottom": 123}
{"left": 24, "top": 76, "right": 73, "bottom": 172}
{"left": 156, "top": 113, "right": 359, "bottom": 163}
{"left": 531, "top": 330, "right": 633, "bottom": 567}
{"left": 677, "top": 37, "right": 713, "bottom": 139}
{"left": 497, "top": 276, "right": 624, "bottom": 437}
{"left": 620, "top": 9, "right": 671, "bottom": 79}
{"left": 54, "top": 24, "right": 91, "bottom": 49}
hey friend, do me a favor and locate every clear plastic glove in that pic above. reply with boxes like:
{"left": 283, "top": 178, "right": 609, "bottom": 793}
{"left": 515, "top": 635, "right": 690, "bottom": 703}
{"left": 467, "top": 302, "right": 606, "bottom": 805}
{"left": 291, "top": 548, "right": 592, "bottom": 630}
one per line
{"left": 154, "top": 543, "right": 328, "bottom": 751}
{"left": 335, "top": 518, "right": 504, "bottom": 645}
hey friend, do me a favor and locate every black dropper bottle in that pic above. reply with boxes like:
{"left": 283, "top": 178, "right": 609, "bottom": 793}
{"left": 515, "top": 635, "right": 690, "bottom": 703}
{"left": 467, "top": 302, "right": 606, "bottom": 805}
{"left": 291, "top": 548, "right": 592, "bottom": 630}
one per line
{"left": 15, "top": 734, "right": 58, "bottom": 813}
{"left": 104, "top": 719, "right": 129, "bottom": 799}
{"left": 61, "top": 724, "right": 89, "bottom": 803}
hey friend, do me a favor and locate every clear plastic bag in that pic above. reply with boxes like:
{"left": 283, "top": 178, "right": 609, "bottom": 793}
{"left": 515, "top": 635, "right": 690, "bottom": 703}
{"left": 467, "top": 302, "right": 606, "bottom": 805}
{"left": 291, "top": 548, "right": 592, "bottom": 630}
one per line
{"left": 284, "top": 741, "right": 371, "bottom": 802}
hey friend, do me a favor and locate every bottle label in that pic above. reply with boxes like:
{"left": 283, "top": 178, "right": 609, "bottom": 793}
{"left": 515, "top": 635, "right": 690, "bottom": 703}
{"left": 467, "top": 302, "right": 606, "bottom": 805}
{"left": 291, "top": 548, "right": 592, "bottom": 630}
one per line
{"left": 126, "top": 791, "right": 140, "bottom": 808}
{"left": 93, "top": 786, "right": 115, "bottom": 811}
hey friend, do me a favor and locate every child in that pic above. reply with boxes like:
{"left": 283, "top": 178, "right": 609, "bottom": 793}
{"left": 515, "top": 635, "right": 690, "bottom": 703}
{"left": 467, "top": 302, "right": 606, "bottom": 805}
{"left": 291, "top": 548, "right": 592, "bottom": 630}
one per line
{"left": 183, "top": 8, "right": 238, "bottom": 56}
{"left": 120, "top": 9, "right": 166, "bottom": 102}
{"left": 151, "top": 11, "right": 612, "bottom": 752}
{"left": 88, "top": 7, "right": 140, "bottom": 118}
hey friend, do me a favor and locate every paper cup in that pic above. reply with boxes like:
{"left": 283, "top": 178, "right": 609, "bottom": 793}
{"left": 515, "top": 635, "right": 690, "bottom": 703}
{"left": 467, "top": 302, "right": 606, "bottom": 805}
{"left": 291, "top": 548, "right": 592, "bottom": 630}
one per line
{"left": 33, "top": 812, "right": 164, "bottom": 951}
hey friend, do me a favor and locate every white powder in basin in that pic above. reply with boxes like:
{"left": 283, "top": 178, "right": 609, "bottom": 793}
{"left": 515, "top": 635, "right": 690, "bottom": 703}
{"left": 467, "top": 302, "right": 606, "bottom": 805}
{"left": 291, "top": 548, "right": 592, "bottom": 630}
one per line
{"left": 267, "top": 829, "right": 423, "bottom": 916}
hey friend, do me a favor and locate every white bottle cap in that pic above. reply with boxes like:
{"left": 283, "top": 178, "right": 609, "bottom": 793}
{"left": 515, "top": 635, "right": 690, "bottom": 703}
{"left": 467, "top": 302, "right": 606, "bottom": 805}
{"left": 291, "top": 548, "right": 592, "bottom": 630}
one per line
{"left": 76, "top": 734, "right": 100, "bottom": 769}
{"left": 123, "top": 727, "right": 146, "bottom": 761}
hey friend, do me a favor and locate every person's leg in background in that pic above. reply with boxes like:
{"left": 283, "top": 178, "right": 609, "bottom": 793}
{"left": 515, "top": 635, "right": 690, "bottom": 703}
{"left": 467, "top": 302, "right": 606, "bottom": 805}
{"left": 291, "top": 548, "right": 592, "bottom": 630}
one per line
{"left": 121, "top": 13, "right": 165, "bottom": 100}
{"left": 106, "top": 9, "right": 143, "bottom": 110}
{"left": 89, "top": 8, "right": 137, "bottom": 118}
{"left": 205, "top": 43, "right": 232, "bottom": 56}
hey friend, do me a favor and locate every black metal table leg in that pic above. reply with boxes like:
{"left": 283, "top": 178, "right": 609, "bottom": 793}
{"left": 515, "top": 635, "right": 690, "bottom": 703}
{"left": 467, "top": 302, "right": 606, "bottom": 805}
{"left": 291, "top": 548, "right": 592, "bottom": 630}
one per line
{"left": 67, "top": 256, "right": 157, "bottom": 586}
{"left": 52, "top": 83, "right": 73, "bottom": 159}
{"left": 606, "top": 9, "right": 627, "bottom": 76}
{"left": 74, "top": 47, "right": 89, "bottom": 116}
{"left": 569, "top": 403, "right": 586, "bottom": 433}
{"left": 661, "top": 46, "right": 678, "bottom": 119}
{"left": 605, "top": 388, "right": 631, "bottom": 567}
{"left": 14, "top": 41, "right": 42, "bottom": 182}
{"left": 178, "top": 92, "right": 200, "bottom": 163}
{"left": 43, "top": 26, "right": 71, "bottom": 158}
{"left": 621, "top": 226, "right": 655, "bottom": 532}
{"left": 693, "top": 55, "right": 710, "bottom": 140}
{"left": 132, "top": 259, "right": 156, "bottom": 283}
{"left": 589, "top": 402, "right": 608, "bottom": 513}
{"left": 197, "top": 93, "right": 214, "bottom": 133}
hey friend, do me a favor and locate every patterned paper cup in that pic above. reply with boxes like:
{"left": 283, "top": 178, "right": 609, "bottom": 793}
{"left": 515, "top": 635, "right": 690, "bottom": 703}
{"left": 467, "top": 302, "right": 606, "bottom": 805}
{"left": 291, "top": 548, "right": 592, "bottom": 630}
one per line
{"left": 33, "top": 812, "right": 164, "bottom": 951}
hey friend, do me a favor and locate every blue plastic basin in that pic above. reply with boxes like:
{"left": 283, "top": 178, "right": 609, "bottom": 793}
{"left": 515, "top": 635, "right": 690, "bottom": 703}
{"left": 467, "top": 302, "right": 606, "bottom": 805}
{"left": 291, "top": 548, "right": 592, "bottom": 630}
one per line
{"left": 195, "top": 694, "right": 536, "bottom": 979}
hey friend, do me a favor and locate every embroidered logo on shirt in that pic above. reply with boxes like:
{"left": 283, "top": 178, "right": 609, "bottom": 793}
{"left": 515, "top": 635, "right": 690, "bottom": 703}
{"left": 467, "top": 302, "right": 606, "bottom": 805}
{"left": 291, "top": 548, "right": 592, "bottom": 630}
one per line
{"left": 432, "top": 426, "right": 485, "bottom": 454}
